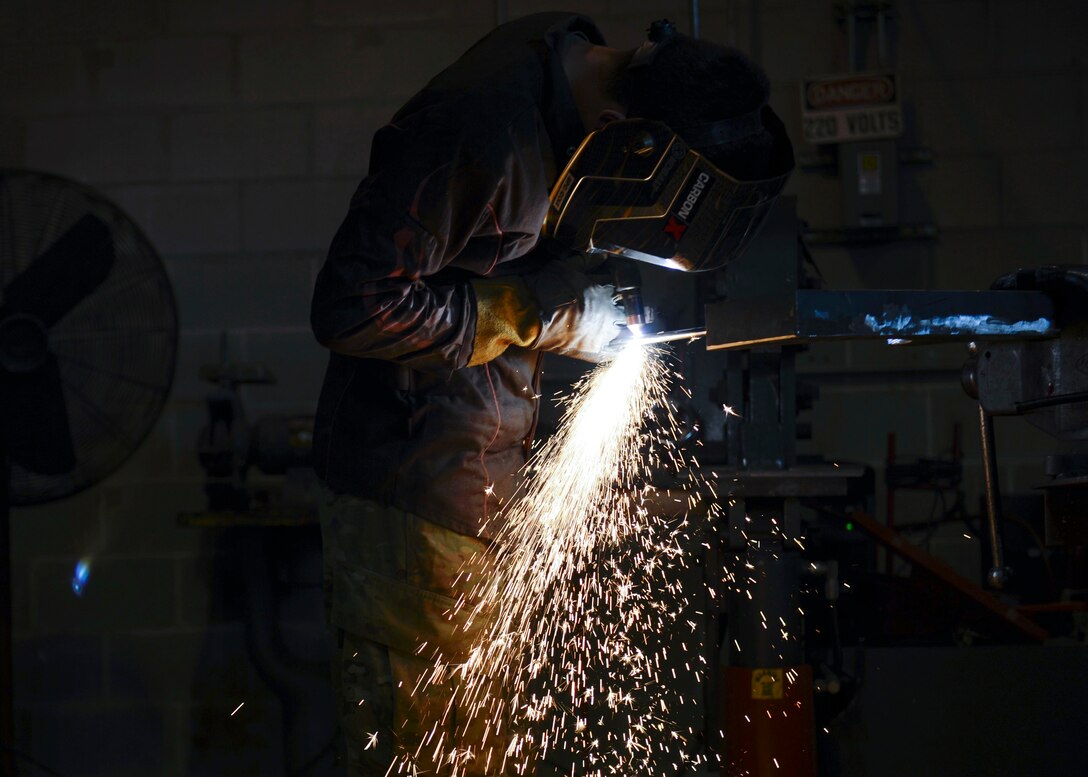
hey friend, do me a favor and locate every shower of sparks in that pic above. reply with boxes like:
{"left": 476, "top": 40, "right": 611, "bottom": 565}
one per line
{"left": 391, "top": 341, "right": 714, "bottom": 776}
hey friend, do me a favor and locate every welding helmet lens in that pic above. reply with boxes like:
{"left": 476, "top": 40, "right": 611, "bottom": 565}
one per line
{"left": 543, "top": 111, "right": 793, "bottom": 272}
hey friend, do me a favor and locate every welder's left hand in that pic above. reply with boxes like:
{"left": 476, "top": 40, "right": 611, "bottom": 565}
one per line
{"left": 531, "top": 273, "right": 628, "bottom": 363}
{"left": 468, "top": 259, "right": 626, "bottom": 365}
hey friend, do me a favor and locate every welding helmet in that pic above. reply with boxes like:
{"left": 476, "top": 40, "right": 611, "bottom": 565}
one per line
{"left": 543, "top": 114, "right": 793, "bottom": 273}
{"left": 542, "top": 19, "right": 794, "bottom": 272}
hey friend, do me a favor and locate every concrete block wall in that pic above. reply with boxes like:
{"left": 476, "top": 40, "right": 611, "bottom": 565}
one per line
{"left": 0, "top": 0, "right": 1084, "bottom": 774}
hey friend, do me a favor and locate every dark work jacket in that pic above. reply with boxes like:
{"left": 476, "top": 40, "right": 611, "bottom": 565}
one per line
{"left": 310, "top": 13, "right": 604, "bottom": 537}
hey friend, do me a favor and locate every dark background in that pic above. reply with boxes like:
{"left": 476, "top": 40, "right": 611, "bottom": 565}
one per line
{"left": 1, "top": 0, "right": 1086, "bottom": 775}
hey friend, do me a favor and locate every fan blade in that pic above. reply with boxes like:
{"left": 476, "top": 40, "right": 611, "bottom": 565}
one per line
{"left": 2, "top": 213, "right": 114, "bottom": 328}
{"left": 0, "top": 353, "right": 76, "bottom": 475}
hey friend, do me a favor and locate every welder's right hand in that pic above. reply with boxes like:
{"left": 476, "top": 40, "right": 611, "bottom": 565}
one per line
{"left": 468, "top": 260, "right": 626, "bottom": 366}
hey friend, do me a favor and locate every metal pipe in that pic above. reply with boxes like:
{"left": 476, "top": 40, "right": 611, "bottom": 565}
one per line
{"left": 690, "top": 0, "right": 701, "bottom": 38}
{"left": 637, "top": 327, "right": 706, "bottom": 345}
{"left": 977, "top": 406, "right": 1010, "bottom": 589}
{"left": 238, "top": 529, "right": 339, "bottom": 775}
{"left": 877, "top": 4, "right": 888, "bottom": 67}
{"left": 847, "top": 3, "right": 858, "bottom": 72}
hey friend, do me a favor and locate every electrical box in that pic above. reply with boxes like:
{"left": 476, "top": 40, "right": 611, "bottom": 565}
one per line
{"left": 839, "top": 139, "right": 898, "bottom": 227}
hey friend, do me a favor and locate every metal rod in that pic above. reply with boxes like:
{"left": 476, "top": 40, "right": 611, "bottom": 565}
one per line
{"left": 690, "top": 0, "right": 701, "bottom": 38}
{"left": 877, "top": 5, "right": 888, "bottom": 67}
{"left": 847, "top": 3, "right": 858, "bottom": 72}
{"left": 977, "top": 405, "right": 1010, "bottom": 589}
{"left": 636, "top": 327, "right": 706, "bottom": 345}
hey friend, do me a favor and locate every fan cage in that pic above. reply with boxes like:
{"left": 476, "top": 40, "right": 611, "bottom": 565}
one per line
{"left": 0, "top": 169, "right": 178, "bottom": 505}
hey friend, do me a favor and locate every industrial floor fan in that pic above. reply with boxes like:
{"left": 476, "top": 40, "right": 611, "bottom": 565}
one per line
{"left": 0, "top": 170, "right": 178, "bottom": 774}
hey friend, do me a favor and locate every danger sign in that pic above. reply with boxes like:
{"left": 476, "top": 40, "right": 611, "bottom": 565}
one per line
{"left": 801, "top": 72, "right": 903, "bottom": 145}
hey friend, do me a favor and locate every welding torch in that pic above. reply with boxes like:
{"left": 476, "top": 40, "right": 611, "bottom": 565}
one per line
{"left": 612, "top": 260, "right": 707, "bottom": 345}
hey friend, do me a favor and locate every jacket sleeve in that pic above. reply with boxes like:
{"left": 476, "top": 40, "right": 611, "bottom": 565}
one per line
{"left": 310, "top": 116, "right": 520, "bottom": 371}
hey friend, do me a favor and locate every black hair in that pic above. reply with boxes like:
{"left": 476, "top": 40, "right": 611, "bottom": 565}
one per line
{"left": 616, "top": 36, "right": 777, "bottom": 181}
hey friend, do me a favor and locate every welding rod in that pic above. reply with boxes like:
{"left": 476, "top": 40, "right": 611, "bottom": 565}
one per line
{"left": 635, "top": 327, "right": 707, "bottom": 345}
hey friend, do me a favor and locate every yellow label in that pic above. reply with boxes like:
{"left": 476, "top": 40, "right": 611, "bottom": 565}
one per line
{"left": 751, "top": 668, "right": 784, "bottom": 700}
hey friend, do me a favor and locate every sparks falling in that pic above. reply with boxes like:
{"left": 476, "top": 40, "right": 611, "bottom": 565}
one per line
{"left": 393, "top": 341, "right": 710, "bottom": 776}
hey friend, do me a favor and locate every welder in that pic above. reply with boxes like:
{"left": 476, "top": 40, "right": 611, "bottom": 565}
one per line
{"left": 309, "top": 13, "right": 792, "bottom": 775}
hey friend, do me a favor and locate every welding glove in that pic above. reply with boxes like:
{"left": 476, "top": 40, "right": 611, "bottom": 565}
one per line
{"left": 469, "top": 258, "right": 626, "bottom": 366}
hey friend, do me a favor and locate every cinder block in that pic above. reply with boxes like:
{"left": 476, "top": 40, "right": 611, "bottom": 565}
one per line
{"left": 167, "top": 0, "right": 307, "bottom": 32}
{"left": 506, "top": 0, "right": 608, "bottom": 19}
{"left": 172, "top": 330, "right": 247, "bottom": 404}
{"left": 316, "top": 0, "right": 494, "bottom": 25}
{"left": 103, "top": 182, "right": 241, "bottom": 255}
{"left": 31, "top": 704, "right": 168, "bottom": 777}
{"left": 1002, "top": 151, "right": 1088, "bottom": 227}
{"left": 83, "top": 0, "right": 168, "bottom": 39}
{"left": 844, "top": 340, "right": 969, "bottom": 374}
{"left": 994, "top": 0, "right": 1084, "bottom": 73}
{"left": 25, "top": 114, "right": 167, "bottom": 184}
{"left": 10, "top": 488, "right": 101, "bottom": 557}
{"left": 186, "top": 696, "right": 285, "bottom": 777}
{"left": 796, "top": 340, "right": 851, "bottom": 373}
{"left": 910, "top": 74, "right": 1080, "bottom": 154}
{"left": 896, "top": 0, "right": 995, "bottom": 78}
{"left": 0, "top": 43, "right": 93, "bottom": 113}
{"left": 756, "top": 8, "right": 846, "bottom": 83}
{"left": 166, "top": 253, "right": 314, "bottom": 329}
{"left": 931, "top": 229, "right": 1012, "bottom": 290}
{"left": 106, "top": 624, "right": 258, "bottom": 703}
{"left": 314, "top": 104, "right": 398, "bottom": 178}
{"left": 789, "top": 169, "right": 841, "bottom": 228}
{"left": 695, "top": 6, "right": 757, "bottom": 51}
{"left": 994, "top": 226, "right": 1086, "bottom": 266}
{"left": 14, "top": 634, "right": 105, "bottom": 704}
{"left": 106, "top": 415, "right": 176, "bottom": 483}
{"left": 97, "top": 37, "right": 234, "bottom": 107}
{"left": 240, "top": 179, "right": 356, "bottom": 252}
{"left": 770, "top": 81, "right": 803, "bottom": 149}
{"left": 806, "top": 239, "right": 936, "bottom": 290}
{"left": 178, "top": 552, "right": 233, "bottom": 627}
{"left": 924, "top": 382, "right": 981, "bottom": 457}
{"left": 97, "top": 481, "right": 207, "bottom": 555}
{"left": 239, "top": 25, "right": 490, "bottom": 104}
{"left": 932, "top": 227, "right": 1086, "bottom": 290}
{"left": 0, "top": 116, "right": 22, "bottom": 167}
{"left": 1005, "top": 459, "right": 1049, "bottom": 494}
{"left": 604, "top": 0, "right": 683, "bottom": 17}
{"left": 0, "top": 1, "right": 23, "bottom": 43}
{"left": 994, "top": 414, "right": 1070, "bottom": 457}
{"left": 169, "top": 107, "right": 310, "bottom": 182}
{"left": 595, "top": 13, "right": 676, "bottom": 48}
{"left": 9, "top": 0, "right": 165, "bottom": 43}
{"left": 242, "top": 329, "right": 327, "bottom": 408}
{"left": 915, "top": 153, "right": 1001, "bottom": 229}
{"left": 809, "top": 384, "right": 931, "bottom": 463}
{"left": 32, "top": 555, "right": 177, "bottom": 633}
